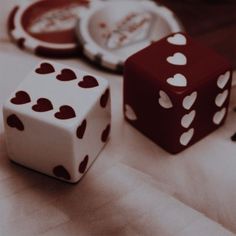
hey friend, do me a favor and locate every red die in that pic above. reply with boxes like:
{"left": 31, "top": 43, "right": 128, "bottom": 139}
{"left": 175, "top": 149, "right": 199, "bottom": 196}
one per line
{"left": 124, "top": 33, "right": 232, "bottom": 154}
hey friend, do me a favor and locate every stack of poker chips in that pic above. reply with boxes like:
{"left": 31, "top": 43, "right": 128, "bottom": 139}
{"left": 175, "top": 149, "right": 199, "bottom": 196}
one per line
{"left": 8, "top": 0, "right": 183, "bottom": 73}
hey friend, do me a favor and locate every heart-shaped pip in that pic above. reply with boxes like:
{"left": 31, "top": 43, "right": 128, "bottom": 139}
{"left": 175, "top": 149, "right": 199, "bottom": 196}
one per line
{"left": 167, "top": 73, "right": 187, "bottom": 87}
{"left": 7, "top": 114, "right": 24, "bottom": 131}
{"left": 100, "top": 89, "right": 110, "bottom": 108}
{"left": 231, "top": 133, "right": 236, "bottom": 142}
{"left": 217, "top": 71, "right": 230, "bottom": 89}
{"left": 213, "top": 108, "right": 226, "bottom": 125}
{"left": 101, "top": 124, "right": 110, "bottom": 142}
{"left": 183, "top": 91, "right": 197, "bottom": 110}
{"left": 167, "top": 52, "right": 187, "bottom": 66}
{"left": 125, "top": 104, "right": 137, "bottom": 121}
{"left": 55, "top": 105, "right": 76, "bottom": 120}
{"left": 35, "top": 63, "right": 55, "bottom": 74}
{"left": 167, "top": 34, "right": 187, "bottom": 46}
{"left": 53, "top": 165, "right": 71, "bottom": 180}
{"left": 159, "top": 91, "right": 173, "bottom": 109}
{"left": 32, "top": 98, "right": 53, "bottom": 112}
{"left": 78, "top": 75, "right": 99, "bottom": 89}
{"left": 76, "top": 120, "right": 87, "bottom": 139}
{"left": 56, "top": 69, "right": 77, "bottom": 81}
{"left": 181, "top": 110, "right": 196, "bottom": 128}
{"left": 79, "top": 155, "right": 89, "bottom": 174}
{"left": 11, "top": 91, "right": 31, "bottom": 105}
{"left": 215, "top": 90, "right": 228, "bottom": 107}
{"left": 180, "top": 128, "right": 194, "bottom": 146}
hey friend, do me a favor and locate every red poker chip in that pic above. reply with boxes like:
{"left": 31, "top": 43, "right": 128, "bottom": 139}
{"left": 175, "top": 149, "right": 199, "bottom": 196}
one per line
{"left": 8, "top": 0, "right": 89, "bottom": 57}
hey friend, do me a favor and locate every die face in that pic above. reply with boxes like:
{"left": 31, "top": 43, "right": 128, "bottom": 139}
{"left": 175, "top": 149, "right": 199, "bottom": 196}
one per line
{"left": 126, "top": 32, "right": 231, "bottom": 95}
{"left": 124, "top": 69, "right": 232, "bottom": 154}
{"left": 124, "top": 65, "right": 180, "bottom": 153}
{"left": 72, "top": 95, "right": 111, "bottom": 180}
{"left": 170, "top": 73, "right": 231, "bottom": 153}
{"left": 124, "top": 32, "right": 232, "bottom": 154}
{"left": 3, "top": 61, "right": 111, "bottom": 183}
{"left": 4, "top": 61, "right": 109, "bottom": 129}
{"left": 3, "top": 107, "right": 75, "bottom": 182}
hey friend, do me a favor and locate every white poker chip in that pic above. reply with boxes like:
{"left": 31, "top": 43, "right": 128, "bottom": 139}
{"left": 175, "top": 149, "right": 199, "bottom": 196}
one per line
{"left": 76, "top": 0, "right": 184, "bottom": 72}
{"left": 8, "top": 0, "right": 90, "bottom": 57}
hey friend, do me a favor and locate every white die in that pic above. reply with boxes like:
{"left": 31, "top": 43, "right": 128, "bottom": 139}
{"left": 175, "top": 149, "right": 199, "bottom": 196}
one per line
{"left": 3, "top": 61, "right": 111, "bottom": 183}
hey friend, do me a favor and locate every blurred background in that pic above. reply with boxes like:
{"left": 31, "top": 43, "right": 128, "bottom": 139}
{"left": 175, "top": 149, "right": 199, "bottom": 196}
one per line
{"left": 1, "top": 0, "right": 236, "bottom": 68}
{"left": 160, "top": 0, "right": 236, "bottom": 68}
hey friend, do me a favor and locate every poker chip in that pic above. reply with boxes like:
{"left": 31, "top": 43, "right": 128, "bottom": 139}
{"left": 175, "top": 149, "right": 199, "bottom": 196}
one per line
{"left": 76, "top": 0, "right": 184, "bottom": 72}
{"left": 8, "top": 0, "right": 89, "bottom": 57}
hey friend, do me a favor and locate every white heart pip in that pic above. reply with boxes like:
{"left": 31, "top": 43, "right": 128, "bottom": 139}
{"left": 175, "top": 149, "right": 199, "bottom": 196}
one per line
{"left": 215, "top": 90, "right": 228, "bottom": 107}
{"left": 125, "top": 104, "right": 137, "bottom": 121}
{"left": 158, "top": 91, "right": 173, "bottom": 109}
{"left": 180, "top": 128, "right": 194, "bottom": 146}
{"left": 181, "top": 110, "right": 196, "bottom": 128}
{"left": 182, "top": 91, "right": 197, "bottom": 110}
{"left": 167, "top": 34, "right": 187, "bottom": 46}
{"left": 167, "top": 73, "right": 187, "bottom": 87}
{"left": 167, "top": 53, "right": 187, "bottom": 66}
{"left": 217, "top": 71, "right": 230, "bottom": 89}
{"left": 213, "top": 108, "right": 226, "bottom": 125}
